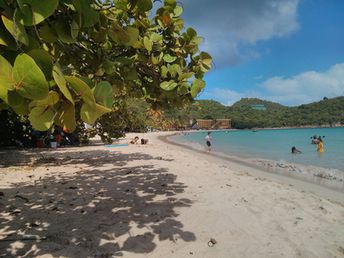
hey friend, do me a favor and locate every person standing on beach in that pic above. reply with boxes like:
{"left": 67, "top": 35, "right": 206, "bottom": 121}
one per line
{"left": 205, "top": 132, "right": 212, "bottom": 152}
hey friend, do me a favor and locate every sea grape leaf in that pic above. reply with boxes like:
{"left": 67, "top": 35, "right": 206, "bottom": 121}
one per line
{"left": 0, "top": 20, "right": 16, "bottom": 47}
{"left": 29, "top": 91, "right": 60, "bottom": 110}
{"left": 150, "top": 32, "right": 162, "bottom": 43}
{"left": 8, "top": 91, "right": 29, "bottom": 114}
{"left": 143, "top": 36, "right": 152, "bottom": 52}
{"left": 160, "top": 80, "right": 178, "bottom": 91}
{"left": 177, "top": 83, "right": 188, "bottom": 95}
{"left": 190, "top": 78, "right": 205, "bottom": 98}
{"left": 1, "top": 15, "right": 29, "bottom": 45}
{"left": 165, "top": 0, "right": 176, "bottom": 7}
{"left": 17, "top": 0, "right": 59, "bottom": 26}
{"left": 13, "top": 53, "right": 49, "bottom": 100}
{"left": 17, "top": 0, "right": 59, "bottom": 25}
{"left": 93, "top": 81, "right": 113, "bottom": 108}
{"left": 28, "top": 49, "right": 53, "bottom": 80}
{"left": 65, "top": 76, "right": 96, "bottom": 108}
{"left": 39, "top": 24, "right": 57, "bottom": 43}
{"left": 71, "top": 20, "right": 79, "bottom": 39}
{"left": 81, "top": 103, "right": 111, "bottom": 124}
{"left": 137, "top": 0, "right": 153, "bottom": 12}
{"left": 173, "top": 6, "right": 183, "bottom": 16}
{"left": 125, "top": 27, "right": 140, "bottom": 47}
{"left": 52, "top": 65, "right": 74, "bottom": 105}
{"left": 168, "top": 64, "right": 182, "bottom": 77}
{"left": 161, "top": 66, "right": 168, "bottom": 78}
{"left": 0, "top": 55, "right": 14, "bottom": 96}
{"left": 55, "top": 20, "right": 76, "bottom": 43}
{"left": 186, "top": 27, "right": 197, "bottom": 38}
{"left": 29, "top": 105, "right": 55, "bottom": 131}
{"left": 163, "top": 54, "right": 177, "bottom": 63}
{"left": 178, "top": 72, "right": 194, "bottom": 81}
{"left": 56, "top": 101, "right": 76, "bottom": 132}
{"left": 72, "top": 0, "right": 100, "bottom": 27}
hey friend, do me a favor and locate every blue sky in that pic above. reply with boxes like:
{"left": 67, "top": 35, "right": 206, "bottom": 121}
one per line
{"left": 180, "top": 0, "right": 344, "bottom": 106}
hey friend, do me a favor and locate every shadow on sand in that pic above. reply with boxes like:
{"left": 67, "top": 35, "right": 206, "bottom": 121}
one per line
{"left": 0, "top": 148, "right": 195, "bottom": 257}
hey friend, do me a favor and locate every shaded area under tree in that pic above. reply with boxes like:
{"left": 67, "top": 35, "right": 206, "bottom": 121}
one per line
{"left": 0, "top": 149, "right": 195, "bottom": 257}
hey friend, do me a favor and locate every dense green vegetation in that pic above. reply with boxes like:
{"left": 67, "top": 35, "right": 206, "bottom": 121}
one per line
{"left": 189, "top": 97, "right": 344, "bottom": 129}
{"left": 0, "top": 0, "right": 212, "bottom": 146}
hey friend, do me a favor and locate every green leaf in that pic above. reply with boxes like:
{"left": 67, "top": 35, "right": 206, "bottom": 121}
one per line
{"left": 56, "top": 101, "right": 76, "bottom": 132}
{"left": 55, "top": 20, "right": 76, "bottom": 43}
{"left": 93, "top": 81, "right": 113, "bottom": 108}
{"left": 29, "top": 105, "right": 55, "bottom": 131}
{"left": 8, "top": 91, "right": 29, "bottom": 114}
{"left": 17, "top": 0, "right": 59, "bottom": 26}
{"left": 1, "top": 15, "right": 29, "bottom": 45}
{"left": 178, "top": 72, "right": 194, "bottom": 81}
{"left": 39, "top": 24, "right": 57, "bottom": 43}
{"left": 52, "top": 65, "right": 74, "bottom": 105}
{"left": 164, "top": 0, "right": 176, "bottom": 7}
{"left": 173, "top": 6, "right": 183, "bottom": 17}
{"left": 137, "top": 0, "right": 153, "bottom": 12}
{"left": 199, "top": 51, "right": 212, "bottom": 71}
{"left": 29, "top": 91, "right": 60, "bottom": 110}
{"left": 190, "top": 78, "right": 205, "bottom": 98}
{"left": 71, "top": 20, "right": 79, "bottom": 39}
{"left": 72, "top": 0, "right": 100, "bottom": 27}
{"left": 81, "top": 103, "right": 111, "bottom": 124}
{"left": 125, "top": 27, "right": 140, "bottom": 47}
{"left": 160, "top": 80, "right": 178, "bottom": 91}
{"left": 186, "top": 27, "right": 197, "bottom": 38}
{"left": 143, "top": 36, "right": 152, "bottom": 52}
{"left": 168, "top": 64, "right": 182, "bottom": 77}
{"left": 28, "top": 49, "right": 53, "bottom": 80}
{"left": 0, "top": 20, "right": 16, "bottom": 47}
{"left": 161, "top": 66, "right": 168, "bottom": 78}
{"left": 177, "top": 83, "right": 189, "bottom": 95}
{"left": 150, "top": 32, "right": 162, "bottom": 43}
{"left": 13, "top": 53, "right": 49, "bottom": 100}
{"left": 163, "top": 54, "right": 177, "bottom": 63}
{"left": 65, "top": 76, "right": 96, "bottom": 108}
{"left": 0, "top": 55, "right": 14, "bottom": 98}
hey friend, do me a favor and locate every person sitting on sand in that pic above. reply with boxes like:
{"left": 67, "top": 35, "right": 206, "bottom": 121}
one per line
{"left": 141, "top": 138, "right": 149, "bottom": 145}
{"left": 317, "top": 137, "right": 324, "bottom": 153}
{"left": 205, "top": 132, "right": 212, "bottom": 152}
{"left": 130, "top": 136, "right": 139, "bottom": 144}
{"left": 291, "top": 146, "right": 302, "bottom": 154}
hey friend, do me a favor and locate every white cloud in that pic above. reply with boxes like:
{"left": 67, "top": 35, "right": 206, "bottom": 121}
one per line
{"left": 182, "top": 0, "right": 300, "bottom": 66}
{"left": 202, "top": 88, "right": 258, "bottom": 106}
{"left": 261, "top": 63, "right": 344, "bottom": 106}
{"left": 203, "top": 63, "right": 344, "bottom": 106}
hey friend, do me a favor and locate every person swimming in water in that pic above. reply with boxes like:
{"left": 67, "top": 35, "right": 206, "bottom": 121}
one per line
{"left": 291, "top": 146, "right": 302, "bottom": 154}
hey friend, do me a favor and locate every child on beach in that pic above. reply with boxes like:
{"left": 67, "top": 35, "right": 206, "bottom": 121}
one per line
{"left": 205, "top": 132, "right": 212, "bottom": 152}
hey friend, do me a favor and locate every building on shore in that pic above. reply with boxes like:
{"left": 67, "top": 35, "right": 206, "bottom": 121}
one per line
{"left": 195, "top": 119, "right": 231, "bottom": 130}
{"left": 196, "top": 119, "right": 213, "bottom": 129}
{"left": 214, "top": 119, "right": 231, "bottom": 129}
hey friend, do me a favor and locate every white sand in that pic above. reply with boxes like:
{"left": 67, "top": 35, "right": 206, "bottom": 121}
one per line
{"left": 0, "top": 132, "right": 343, "bottom": 258}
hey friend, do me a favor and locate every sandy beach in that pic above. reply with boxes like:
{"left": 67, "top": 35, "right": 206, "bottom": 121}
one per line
{"left": 0, "top": 132, "right": 344, "bottom": 258}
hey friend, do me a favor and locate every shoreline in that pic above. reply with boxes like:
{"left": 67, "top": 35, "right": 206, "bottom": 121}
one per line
{"left": 160, "top": 132, "right": 344, "bottom": 204}
{"left": 1, "top": 131, "right": 344, "bottom": 257}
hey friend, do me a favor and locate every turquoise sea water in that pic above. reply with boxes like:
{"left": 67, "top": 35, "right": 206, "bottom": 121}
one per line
{"left": 175, "top": 128, "right": 344, "bottom": 171}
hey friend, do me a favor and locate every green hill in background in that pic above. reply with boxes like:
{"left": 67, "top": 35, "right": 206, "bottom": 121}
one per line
{"left": 186, "top": 96, "right": 344, "bottom": 129}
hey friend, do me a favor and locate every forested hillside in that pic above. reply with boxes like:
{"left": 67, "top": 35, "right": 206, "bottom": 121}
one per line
{"left": 189, "top": 97, "right": 344, "bottom": 129}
